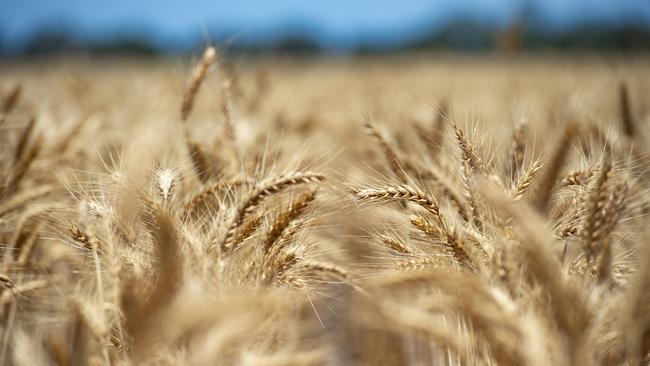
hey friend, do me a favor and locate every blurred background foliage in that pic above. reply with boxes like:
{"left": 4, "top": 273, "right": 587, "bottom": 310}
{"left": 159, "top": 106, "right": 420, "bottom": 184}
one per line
{"left": 2, "top": 0, "right": 650, "bottom": 57}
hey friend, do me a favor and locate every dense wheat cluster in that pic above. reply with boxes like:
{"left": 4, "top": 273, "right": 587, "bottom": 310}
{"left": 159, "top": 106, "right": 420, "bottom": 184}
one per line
{"left": 1, "top": 49, "right": 650, "bottom": 365}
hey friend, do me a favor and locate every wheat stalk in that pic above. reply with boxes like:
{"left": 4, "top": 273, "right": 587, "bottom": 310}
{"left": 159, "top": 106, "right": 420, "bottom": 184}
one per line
{"left": 181, "top": 46, "right": 217, "bottom": 121}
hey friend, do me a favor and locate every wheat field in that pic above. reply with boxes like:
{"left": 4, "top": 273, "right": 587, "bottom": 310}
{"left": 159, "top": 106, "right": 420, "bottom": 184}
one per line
{"left": 1, "top": 50, "right": 650, "bottom": 365}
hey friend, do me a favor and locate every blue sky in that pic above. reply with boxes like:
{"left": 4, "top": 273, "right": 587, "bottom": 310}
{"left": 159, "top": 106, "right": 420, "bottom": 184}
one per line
{"left": 2, "top": 0, "right": 650, "bottom": 51}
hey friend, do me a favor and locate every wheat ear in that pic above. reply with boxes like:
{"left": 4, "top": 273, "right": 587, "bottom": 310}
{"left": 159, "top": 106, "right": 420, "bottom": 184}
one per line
{"left": 354, "top": 185, "right": 442, "bottom": 219}
{"left": 533, "top": 121, "right": 578, "bottom": 214}
{"left": 215, "top": 172, "right": 324, "bottom": 254}
{"left": 507, "top": 121, "right": 527, "bottom": 182}
{"left": 262, "top": 189, "right": 317, "bottom": 253}
{"left": 619, "top": 81, "right": 635, "bottom": 137}
{"left": 582, "top": 152, "right": 612, "bottom": 264}
{"left": 363, "top": 117, "right": 407, "bottom": 183}
{"left": 2, "top": 85, "right": 21, "bottom": 114}
{"left": 181, "top": 46, "right": 217, "bottom": 121}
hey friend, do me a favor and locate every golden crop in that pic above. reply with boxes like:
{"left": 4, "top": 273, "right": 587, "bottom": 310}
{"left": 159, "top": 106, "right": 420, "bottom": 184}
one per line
{"left": 0, "top": 50, "right": 649, "bottom": 365}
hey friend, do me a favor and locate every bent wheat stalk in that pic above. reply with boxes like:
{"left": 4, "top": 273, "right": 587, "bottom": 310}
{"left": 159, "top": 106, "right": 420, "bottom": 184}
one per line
{"left": 181, "top": 46, "right": 217, "bottom": 121}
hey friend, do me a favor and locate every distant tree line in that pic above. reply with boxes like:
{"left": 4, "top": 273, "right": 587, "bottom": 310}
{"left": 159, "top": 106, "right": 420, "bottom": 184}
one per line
{"left": 2, "top": 21, "right": 650, "bottom": 57}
